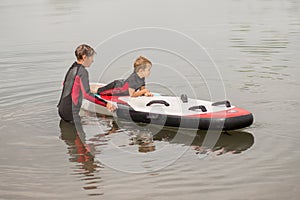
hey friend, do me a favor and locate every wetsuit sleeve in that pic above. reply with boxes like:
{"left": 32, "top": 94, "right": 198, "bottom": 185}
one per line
{"left": 78, "top": 70, "right": 107, "bottom": 107}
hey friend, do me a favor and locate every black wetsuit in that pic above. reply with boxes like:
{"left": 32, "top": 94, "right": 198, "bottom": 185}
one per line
{"left": 97, "top": 72, "right": 145, "bottom": 96}
{"left": 57, "top": 62, "right": 107, "bottom": 123}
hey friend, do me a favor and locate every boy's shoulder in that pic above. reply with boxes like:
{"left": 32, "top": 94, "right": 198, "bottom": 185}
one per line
{"left": 74, "top": 63, "right": 88, "bottom": 76}
{"left": 125, "top": 72, "right": 145, "bottom": 89}
{"left": 126, "top": 72, "right": 144, "bottom": 81}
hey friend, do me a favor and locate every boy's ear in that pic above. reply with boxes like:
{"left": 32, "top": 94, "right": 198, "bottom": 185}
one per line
{"left": 82, "top": 55, "right": 87, "bottom": 60}
{"left": 137, "top": 68, "right": 144, "bottom": 73}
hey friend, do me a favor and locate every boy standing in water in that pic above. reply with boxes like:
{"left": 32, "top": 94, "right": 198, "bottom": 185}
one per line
{"left": 94, "top": 56, "right": 153, "bottom": 97}
{"left": 58, "top": 44, "right": 115, "bottom": 123}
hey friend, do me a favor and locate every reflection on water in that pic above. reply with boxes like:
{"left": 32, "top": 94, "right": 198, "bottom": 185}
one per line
{"left": 111, "top": 116, "right": 255, "bottom": 157}
{"left": 153, "top": 127, "right": 254, "bottom": 156}
{"left": 59, "top": 111, "right": 255, "bottom": 176}
{"left": 73, "top": 112, "right": 254, "bottom": 158}
{"left": 59, "top": 120, "right": 104, "bottom": 196}
{"left": 61, "top": 114, "right": 254, "bottom": 175}
{"left": 128, "top": 129, "right": 156, "bottom": 153}
{"left": 128, "top": 125, "right": 255, "bottom": 157}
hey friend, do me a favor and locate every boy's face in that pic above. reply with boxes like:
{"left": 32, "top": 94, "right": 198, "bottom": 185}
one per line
{"left": 141, "top": 64, "right": 152, "bottom": 78}
{"left": 82, "top": 55, "right": 94, "bottom": 68}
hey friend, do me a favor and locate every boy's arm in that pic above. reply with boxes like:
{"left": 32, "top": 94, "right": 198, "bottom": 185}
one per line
{"left": 79, "top": 71, "right": 115, "bottom": 111}
{"left": 140, "top": 86, "right": 153, "bottom": 96}
{"left": 90, "top": 84, "right": 101, "bottom": 94}
{"left": 77, "top": 74, "right": 107, "bottom": 106}
{"left": 129, "top": 88, "right": 145, "bottom": 97}
{"left": 128, "top": 87, "right": 153, "bottom": 97}
{"left": 140, "top": 86, "right": 146, "bottom": 90}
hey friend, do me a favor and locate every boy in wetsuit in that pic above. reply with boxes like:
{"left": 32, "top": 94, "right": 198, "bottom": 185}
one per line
{"left": 57, "top": 44, "right": 115, "bottom": 123}
{"left": 94, "top": 56, "right": 153, "bottom": 97}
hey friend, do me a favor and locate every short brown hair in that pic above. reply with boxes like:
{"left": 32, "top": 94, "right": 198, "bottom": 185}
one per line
{"left": 134, "top": 56, "right": 152, "bottom": 72}
{"left": 75, "top": 44, "right": 96, "bottom": 60}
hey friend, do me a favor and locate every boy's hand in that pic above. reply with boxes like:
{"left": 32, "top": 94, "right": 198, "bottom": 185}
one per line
{"left": 144, "top": 91, "right": 153, "bottom": 97}
{"left": 141, "top": 89, "right": 153, "bottom": 97}
{"left": 106, "top": 102, "right": 116, "bottom": 112}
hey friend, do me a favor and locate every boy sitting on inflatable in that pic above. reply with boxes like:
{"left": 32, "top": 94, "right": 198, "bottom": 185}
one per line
{"left": 94, "top": 56, "right": 153, "bottom": 97}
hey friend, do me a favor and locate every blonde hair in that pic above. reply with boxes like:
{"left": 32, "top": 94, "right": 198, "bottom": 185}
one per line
{"left": 75, "top": 44, "right": 96, "bottom": 60}
{"left": 134, "top": 56, "right": 152, "bottom": 72}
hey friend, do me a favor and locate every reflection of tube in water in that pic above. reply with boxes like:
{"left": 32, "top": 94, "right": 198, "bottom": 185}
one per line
{"left": 152, "top": 127, "right": 254, "bottom": 156}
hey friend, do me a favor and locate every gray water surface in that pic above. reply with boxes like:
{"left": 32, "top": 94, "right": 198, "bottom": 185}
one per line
{"left": 0, "top": 0, "right": 300, "bottom": 199}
